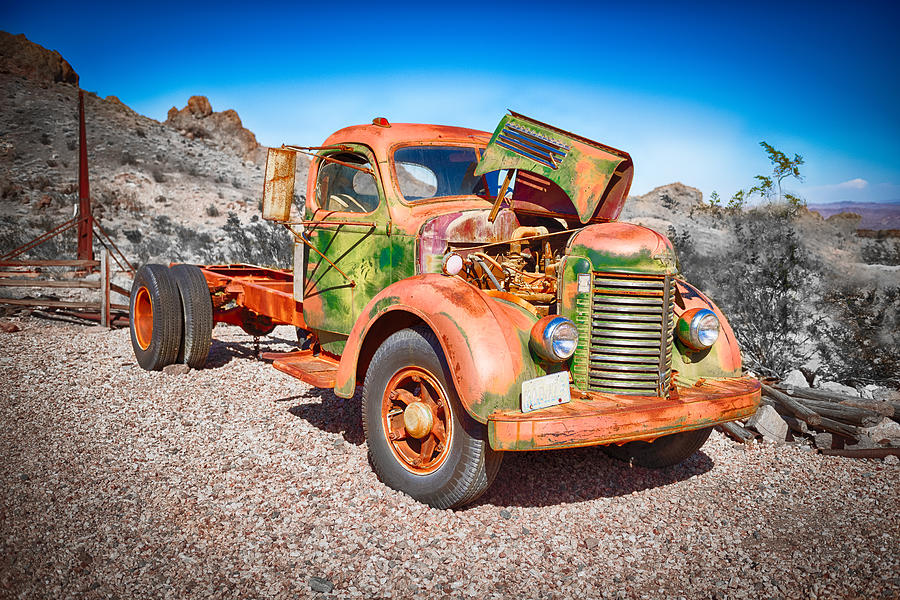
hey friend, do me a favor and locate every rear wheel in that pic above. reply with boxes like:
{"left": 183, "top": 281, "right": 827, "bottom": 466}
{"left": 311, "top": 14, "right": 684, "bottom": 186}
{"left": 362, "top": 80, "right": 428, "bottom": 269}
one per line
{"left": 129, "top": 264, "right": 183, "bottom": 370}
{"left": 362, "top": 327, "right": 502, "bottom": 509}
{"left": 170, "top": 264, "right": 213, "bottom": 369}
{"left": 602, "top": 427, "right": 712, "bottom": 468}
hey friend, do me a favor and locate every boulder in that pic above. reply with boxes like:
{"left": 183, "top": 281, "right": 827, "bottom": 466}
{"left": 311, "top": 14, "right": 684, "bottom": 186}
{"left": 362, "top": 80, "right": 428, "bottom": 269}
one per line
{"left": 0, "top": 32, "right": 78, "bottom": 85}
{"left": 782, "top": 369, "right": 809, "bottom": 389}
{"left": 860, "top": 418, "right": 900, "bottom": 446}
{"left": 745, "top": 405, "right": 788, "bottom": 443}
{"left": 165, "top": 96, "right": 263, "bottom": 162}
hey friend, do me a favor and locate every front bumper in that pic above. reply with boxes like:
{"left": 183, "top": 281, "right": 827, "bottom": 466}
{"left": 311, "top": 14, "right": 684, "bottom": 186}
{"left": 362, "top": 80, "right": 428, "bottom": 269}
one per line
{"left": 487, "top": 376, "right": 760, "bottom": 451}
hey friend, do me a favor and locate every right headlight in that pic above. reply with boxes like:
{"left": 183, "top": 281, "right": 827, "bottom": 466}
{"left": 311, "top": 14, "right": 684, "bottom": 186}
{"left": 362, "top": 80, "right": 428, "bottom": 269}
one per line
{"left": 530, "top": 316, "right": 578, "bottom": 362}
{"left": 676, "top": 308, "right": 720, "bottom": 350}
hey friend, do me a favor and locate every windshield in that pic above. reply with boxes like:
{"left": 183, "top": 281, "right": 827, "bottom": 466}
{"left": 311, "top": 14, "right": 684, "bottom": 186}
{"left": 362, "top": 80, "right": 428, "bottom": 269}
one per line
{"left": 394, "top": 146, "right": 497, "bottom": 201}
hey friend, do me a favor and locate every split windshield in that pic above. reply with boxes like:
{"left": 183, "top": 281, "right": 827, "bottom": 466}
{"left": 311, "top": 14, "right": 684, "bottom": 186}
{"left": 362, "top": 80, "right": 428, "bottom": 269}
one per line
{"left": 394, "top": 146, "right": 498, "bottom": 202}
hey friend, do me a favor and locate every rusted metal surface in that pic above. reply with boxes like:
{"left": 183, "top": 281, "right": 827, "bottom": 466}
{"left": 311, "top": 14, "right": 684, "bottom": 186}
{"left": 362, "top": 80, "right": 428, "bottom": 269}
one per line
{"left": 197, "top": 264, "right": 306, "bottom": 330}
{"left": 381, "top": 366, "right": 452, "bottom": 473}
{"left": 261, "top": 349, "right": 340, "bottom": 388}
{"left": 474, "top": 112, "right": 634, "bottom": 224}
{"left": 77, "top": 90, "right": 94, "bottom": 264}
{"left": 488, "top": 376, "right": 761, "bottom": 451}
{"left": 261, "top": 148, "right": 296, "bottom": 222}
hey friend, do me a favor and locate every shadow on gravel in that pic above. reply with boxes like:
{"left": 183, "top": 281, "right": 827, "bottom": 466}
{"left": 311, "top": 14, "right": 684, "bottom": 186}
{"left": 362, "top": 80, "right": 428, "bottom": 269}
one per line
{"left": 205, "top": 333, "right": 299, "bottom": 369}
{"left": 284, "top": 390, "right": 365, "bottom": 446}
{"left": 473, "top": 447, "right": 714, "bottom": 508}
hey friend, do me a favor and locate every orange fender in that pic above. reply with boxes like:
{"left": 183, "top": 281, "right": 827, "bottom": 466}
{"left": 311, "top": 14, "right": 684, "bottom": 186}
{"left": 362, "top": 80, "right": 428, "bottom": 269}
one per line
{"left": 673, "top": 280, "right": 743, "bottom": 380}
{"left": 333, "top": 274, "right": 547, "bottom": 423}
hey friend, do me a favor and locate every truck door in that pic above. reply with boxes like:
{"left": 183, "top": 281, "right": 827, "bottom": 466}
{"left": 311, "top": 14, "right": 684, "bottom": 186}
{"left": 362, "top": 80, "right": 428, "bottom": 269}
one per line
{"left": 302, "top": 147, "right": 397, "bottom": 348}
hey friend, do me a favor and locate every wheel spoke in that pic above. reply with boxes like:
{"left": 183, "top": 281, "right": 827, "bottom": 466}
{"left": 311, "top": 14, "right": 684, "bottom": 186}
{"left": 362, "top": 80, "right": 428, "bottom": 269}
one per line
{"left": 389, "top": 388, "right": 417, "bottom": 406}
{"left": 388, "top": 412, "right": 407, "bottom": 441}
{"left": 416, "top": 381, "right": 440, "bottom": 411}
{"left": 431, "top": 419, "right": 447, "bottom": 444}
{"left": 418, "top": 435, "right": 437, "bottom": 465}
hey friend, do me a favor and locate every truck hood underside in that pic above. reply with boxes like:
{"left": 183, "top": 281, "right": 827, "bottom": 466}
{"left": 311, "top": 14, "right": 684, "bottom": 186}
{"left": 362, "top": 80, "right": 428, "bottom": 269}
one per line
{"left": 474, "top": 111, "right": 634, "bottom": 224}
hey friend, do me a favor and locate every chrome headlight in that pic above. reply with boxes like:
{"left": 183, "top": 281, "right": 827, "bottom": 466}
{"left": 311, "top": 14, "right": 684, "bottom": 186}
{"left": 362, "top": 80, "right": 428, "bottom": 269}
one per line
{"left": 530, "top": 316, "right": 578, "bottom": 362}
{"left": 676, "top": 308, "right": 720, "bottom": 350}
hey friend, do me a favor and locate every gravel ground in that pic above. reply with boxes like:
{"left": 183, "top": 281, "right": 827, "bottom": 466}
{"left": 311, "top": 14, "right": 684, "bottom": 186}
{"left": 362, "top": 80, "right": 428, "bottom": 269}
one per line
{"left": 1, "top": 320, "right": 898, "bottom": 600}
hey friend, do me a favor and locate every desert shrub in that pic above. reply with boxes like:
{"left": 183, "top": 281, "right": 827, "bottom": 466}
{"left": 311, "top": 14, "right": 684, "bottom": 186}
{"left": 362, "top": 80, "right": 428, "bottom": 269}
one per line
{"left": 152, "top": 215, "right": 173, "bottom": 235}
{"left": 123, "top": 229, "right": 142, "bottom": 244}
{"left": 222, "top": 212, "right": 292, "bottom": 268}
{"left": 817, "top": 285, "right": 900, "bottom": 386}
{"left": 860, "top": 239, "right": 900, "bottom": 266}
{"left": 699, "top": 205, "right": 823, "bottom": 377}
{"left": 206, "top": 204, "right": 220, "bottom": 217}
{"left": 120, "top": 151, "right": 137, "bottom": 166}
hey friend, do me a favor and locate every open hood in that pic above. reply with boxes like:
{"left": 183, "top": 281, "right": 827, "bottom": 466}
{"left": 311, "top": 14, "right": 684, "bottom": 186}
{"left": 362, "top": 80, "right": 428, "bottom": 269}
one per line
{"left": 474, "top": 111, "right": 634, "bottom": 224}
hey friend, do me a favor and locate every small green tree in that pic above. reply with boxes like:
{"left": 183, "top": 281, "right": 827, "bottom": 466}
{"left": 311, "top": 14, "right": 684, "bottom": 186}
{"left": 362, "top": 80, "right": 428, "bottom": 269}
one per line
{"left": 749, "top": 142, "right": 805, "bottom": 206}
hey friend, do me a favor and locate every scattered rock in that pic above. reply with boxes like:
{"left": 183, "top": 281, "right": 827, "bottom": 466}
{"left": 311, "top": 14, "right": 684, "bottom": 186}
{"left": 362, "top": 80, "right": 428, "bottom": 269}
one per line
{"left": 873, "top": 389, "right": 900, "bottom": 402}
{"left": 746, "top": 405, "right": 788, "bottom": 443}
{"left": 309, "top": 576, "right": 334, "bottom": 594}
{"left": 860, "top": 418, "right": 900, "bottom": 446}
{"left": 884, "top": 455, "right": 899, "bottom": 465}
{"left": 0, "top": 321, "right": 21, "bottom": 333}
{"left": 819, "top": 381, "right": 860, "bottom": 398}
{"left": 814, "top": 432, "right": 834, "bottom": 450}
{"left": 499, "top": 509, "right": 512, "bottom": 520}
{"left": 162, "top": 364, "right": 190, "bottom": 376}
{"left": 585, "top": 537, "right": 599, "bottom": 549}
{"left": 782, "top": 369, "right": 809, "bottom": 389}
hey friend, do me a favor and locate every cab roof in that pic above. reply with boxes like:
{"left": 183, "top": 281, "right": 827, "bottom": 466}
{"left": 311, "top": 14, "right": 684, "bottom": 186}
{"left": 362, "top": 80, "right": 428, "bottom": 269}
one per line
{"left": 321, "top": 122, "right": 492, "bottom": 157}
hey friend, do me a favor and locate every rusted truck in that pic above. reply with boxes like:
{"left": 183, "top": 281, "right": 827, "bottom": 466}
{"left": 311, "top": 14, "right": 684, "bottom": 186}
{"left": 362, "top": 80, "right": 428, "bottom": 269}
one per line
{"left": 129, "top": 112, "right": 760, "bottom": 508}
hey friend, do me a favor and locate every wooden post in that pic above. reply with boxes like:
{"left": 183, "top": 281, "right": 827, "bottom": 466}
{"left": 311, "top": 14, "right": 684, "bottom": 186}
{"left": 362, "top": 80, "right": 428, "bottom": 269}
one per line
{"left": 100, "top": 248, "right": 110, "bottom": 328}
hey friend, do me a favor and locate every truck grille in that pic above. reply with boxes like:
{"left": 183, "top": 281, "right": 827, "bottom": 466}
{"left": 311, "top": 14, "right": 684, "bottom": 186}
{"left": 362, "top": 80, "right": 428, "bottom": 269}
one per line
{"left": 588, "top": 272, "right": 675, "bottom": 396}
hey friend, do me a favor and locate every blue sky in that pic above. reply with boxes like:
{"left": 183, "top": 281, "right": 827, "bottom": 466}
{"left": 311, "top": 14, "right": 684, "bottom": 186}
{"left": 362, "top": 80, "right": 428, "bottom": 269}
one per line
{"left": 5, "top": 1, "right": 899, "bottom": 203}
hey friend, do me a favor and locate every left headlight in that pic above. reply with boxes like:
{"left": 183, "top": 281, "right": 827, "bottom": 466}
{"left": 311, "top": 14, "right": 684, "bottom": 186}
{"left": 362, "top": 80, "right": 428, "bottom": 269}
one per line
{"left": 530, "top": 316, "right": 578, "bottom": 362}
{"left": 676, "top": 308, "right": 720, "bottom": 350}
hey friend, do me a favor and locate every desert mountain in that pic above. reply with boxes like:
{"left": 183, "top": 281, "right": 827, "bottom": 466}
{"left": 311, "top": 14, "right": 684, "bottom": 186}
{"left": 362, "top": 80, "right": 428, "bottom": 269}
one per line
{"left": 0, "top": 32, "right": 308, "bottom": 269}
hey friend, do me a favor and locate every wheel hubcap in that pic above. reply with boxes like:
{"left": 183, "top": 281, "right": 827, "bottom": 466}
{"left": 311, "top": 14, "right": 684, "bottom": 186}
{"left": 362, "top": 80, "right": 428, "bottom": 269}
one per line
{"left": 402, "top": 402, "right": 434, "bottom": 439}
{"left": 134, "top": 286, "right": 153, "bottom": 350}
{"left": 382, "top": 367, "right": 452, "bottom": 474}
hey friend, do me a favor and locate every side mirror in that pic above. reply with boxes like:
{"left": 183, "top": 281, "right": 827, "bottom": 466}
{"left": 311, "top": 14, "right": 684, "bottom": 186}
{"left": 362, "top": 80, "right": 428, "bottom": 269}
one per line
{"left": 261, "top": 147, "right": 297, "bottom": 222}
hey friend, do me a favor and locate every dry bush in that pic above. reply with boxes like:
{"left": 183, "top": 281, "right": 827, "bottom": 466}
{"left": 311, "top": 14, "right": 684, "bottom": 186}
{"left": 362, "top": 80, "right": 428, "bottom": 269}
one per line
{"left": 816, "top": 285, "right": 900, "bottom": 386}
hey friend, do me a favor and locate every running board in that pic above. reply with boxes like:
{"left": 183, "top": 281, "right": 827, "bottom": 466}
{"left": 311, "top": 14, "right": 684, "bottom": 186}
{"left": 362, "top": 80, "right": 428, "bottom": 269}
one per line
{"left": 260, "top": 350, "right": 339, "bottom": 388}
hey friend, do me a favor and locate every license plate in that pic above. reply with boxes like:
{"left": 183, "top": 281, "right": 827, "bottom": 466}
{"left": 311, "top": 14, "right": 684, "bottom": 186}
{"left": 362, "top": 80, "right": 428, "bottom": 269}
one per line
{"left": 521, "top": 371, "right": 571, "bottom": 413}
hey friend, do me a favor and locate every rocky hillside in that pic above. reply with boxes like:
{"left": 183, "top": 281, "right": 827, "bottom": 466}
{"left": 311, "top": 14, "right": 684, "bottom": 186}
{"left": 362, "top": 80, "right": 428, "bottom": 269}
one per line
{"left": 0, "top": 32, "right": 308, "bottom": 269}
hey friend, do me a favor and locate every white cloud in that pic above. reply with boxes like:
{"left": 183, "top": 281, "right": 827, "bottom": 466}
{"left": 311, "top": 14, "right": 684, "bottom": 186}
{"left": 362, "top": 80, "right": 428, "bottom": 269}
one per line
{"left": 837, "top": 178, "right": 869, "bottom": 189}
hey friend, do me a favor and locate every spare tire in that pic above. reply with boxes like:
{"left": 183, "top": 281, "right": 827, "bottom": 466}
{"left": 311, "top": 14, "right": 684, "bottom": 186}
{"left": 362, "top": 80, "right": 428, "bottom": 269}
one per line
{"left": 129, "top": 264, "right": 183, "bottom": 370}
{"left": 170, "top": 264, "right": 213, "bottom": 369}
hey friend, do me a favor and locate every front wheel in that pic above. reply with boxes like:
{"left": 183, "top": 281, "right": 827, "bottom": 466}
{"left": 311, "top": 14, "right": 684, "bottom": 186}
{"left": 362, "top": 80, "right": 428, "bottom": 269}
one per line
{"left": 362, "top": 327, "right": 501, "bottom": 509}
{"left": 602, "top": 427, "right": 712, "bottom": 468}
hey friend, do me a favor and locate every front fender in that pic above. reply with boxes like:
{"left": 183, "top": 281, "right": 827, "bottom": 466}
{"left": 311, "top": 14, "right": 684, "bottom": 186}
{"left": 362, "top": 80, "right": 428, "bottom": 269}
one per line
{"left": 334, "top": 274, "right": 547, "bottom": 423}
{"left": 673, "top": 280, "right": 743, "bottom": 382}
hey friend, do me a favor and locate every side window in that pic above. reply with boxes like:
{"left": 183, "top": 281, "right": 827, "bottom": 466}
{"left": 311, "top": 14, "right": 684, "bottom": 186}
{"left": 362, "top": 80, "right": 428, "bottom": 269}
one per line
{"left": 314, "top": 153, "right": 379, "bottom": 213}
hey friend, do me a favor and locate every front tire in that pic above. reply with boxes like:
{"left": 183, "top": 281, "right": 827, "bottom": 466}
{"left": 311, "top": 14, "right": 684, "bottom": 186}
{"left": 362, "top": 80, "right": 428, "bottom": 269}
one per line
{"left": 602, "top": 427, "right": 712, "bottom": 468}
{"left": 129, "top": 264, "right": 183, "bottom": 370}
{"left": 362, "top": 326, "right": 501, "bottom": 509}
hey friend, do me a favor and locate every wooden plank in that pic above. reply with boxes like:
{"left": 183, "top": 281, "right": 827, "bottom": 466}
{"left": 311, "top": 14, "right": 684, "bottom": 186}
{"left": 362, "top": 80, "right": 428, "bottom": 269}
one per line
{"left": 0, "top": 298, "right": 101, "bottom": 309}
{"left": 111, "top": 303, "right": 129, "bottom": 311}
{"left": 0, "top": 279, "right": 101, "bottom": 289}
{"left": 0, "top": 272, "right": 42, "bottom": 278}
{"left": 761, "top": 383, "right": 822, "bottom": 427}
{"left": 0, "top": 259, "right": 100, "bottom": 267}
{"left": 110, "top": 282, "right": 131, "bottom": 298}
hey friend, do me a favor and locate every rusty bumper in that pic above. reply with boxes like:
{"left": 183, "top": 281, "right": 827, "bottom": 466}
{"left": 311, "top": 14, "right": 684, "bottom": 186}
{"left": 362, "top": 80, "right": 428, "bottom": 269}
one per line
{"left": 487, "top": 376, "right": 760, "bottom": 451}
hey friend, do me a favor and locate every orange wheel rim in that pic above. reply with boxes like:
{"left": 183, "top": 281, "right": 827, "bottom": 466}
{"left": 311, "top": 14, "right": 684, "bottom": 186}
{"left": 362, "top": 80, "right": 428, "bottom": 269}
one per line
{"left": 381, "top": 366, "right": 453, "bottom": 475}
{"left": 134, "top": 286, "right": 153, "bottom": 350}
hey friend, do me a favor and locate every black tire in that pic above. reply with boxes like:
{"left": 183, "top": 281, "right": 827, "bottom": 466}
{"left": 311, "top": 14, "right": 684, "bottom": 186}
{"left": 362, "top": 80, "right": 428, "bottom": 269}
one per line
{"left": 170, "top": 264, "right": 213, "bottom": 369}
{"left": 602, "top": 427, "right": 712, "bottom": 468}
{"left": 362, "top": 326, "right": 502, "bottom": 509}
{"left": 129, "top": 264, "right": 183, "bottom": 371}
